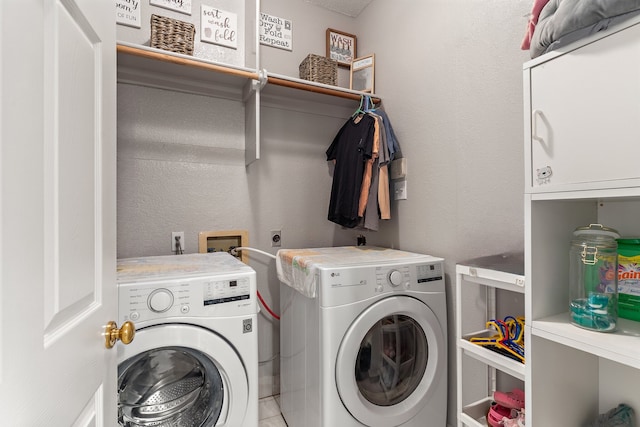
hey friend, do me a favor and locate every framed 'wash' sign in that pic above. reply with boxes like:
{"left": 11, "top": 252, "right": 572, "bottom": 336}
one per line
{"left": 326, "top": 28, "right": 356, "bottom": 67}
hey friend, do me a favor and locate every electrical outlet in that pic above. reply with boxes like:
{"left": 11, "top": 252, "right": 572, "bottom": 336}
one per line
{"left": 171, "top": 231, "right": 185, "bottom": 253}
{"left": 394, "top": 180, "right": 407, "bottom": 200}
{"left": 271, "top": 230, "right": 282, "bottom": 247}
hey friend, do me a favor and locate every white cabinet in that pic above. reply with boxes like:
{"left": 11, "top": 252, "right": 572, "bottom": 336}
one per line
{"left": 523, "top": 16, "right": 640, "bottom": 427}
{"left": 525, "top": 18, "right": 640, "bottom": 193}
{"left": 455, "top": 254, "right": 525, "bottom": 427}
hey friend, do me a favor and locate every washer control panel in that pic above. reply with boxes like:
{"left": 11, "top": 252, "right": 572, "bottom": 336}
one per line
{"left": 203, "top": 277, "right": 251, "bottom": 306}
{"left": 119, "top": 273, "right": 255, "bottom": 324}
{"left": 148, "top": 288, "right": 175, "bottom": 313}
{"left": 416, "top": 262, "right": 444, "bottom": 283}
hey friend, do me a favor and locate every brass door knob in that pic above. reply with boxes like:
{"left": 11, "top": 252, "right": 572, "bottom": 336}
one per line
{"left": 104, "top": 320, "right": 135, "bottom": 349}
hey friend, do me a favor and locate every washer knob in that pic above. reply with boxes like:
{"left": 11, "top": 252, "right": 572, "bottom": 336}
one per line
{"left": 388, "top": 270, "right": 403, "bottom": 287}
{"left": 148, "top": 288, "right": 174, "bottom": 313}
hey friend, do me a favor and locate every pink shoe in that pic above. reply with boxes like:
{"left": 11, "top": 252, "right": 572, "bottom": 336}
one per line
{"left": 487, "top": 403, "right": 511, "bottom": 427}
{"left": 493, "top": 388, "right": 525, "bottom": 410}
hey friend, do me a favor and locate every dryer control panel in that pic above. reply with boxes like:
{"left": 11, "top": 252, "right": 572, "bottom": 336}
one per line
{"left": 377, "top": 262, "right": 443, "bottom": 288}
{"left": 317, "top": 258, "right": 444, "bottom": 307}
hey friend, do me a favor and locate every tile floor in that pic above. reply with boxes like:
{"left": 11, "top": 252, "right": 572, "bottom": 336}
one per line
{"left": 258, "top": 395, "right": 287, "bottom": 427}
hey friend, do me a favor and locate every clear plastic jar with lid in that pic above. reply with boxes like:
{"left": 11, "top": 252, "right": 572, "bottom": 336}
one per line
{"left": 569, "top": 224, "right": 620, "bottom": 332}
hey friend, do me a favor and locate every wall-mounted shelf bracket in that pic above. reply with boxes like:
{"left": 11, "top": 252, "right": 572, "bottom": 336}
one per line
{"left": 246, "top": 69, "right": 267, "bottom": 102}
{"left": 256, "top": 68, "right": 268, "bottom": 90}
{"left": 249, "top": 69, "right": 268, "bottom": 94}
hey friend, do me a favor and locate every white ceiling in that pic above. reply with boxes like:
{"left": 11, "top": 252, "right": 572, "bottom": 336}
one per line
{"left": 304, "top": 0, "right": 373, "bottom": 17}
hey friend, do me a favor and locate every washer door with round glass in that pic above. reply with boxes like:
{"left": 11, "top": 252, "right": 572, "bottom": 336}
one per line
{"left": 117, "top": 324, "right": 248, "bottom": 427}
{"left": 335, "top": 296, "right": 445, "bottom": 427}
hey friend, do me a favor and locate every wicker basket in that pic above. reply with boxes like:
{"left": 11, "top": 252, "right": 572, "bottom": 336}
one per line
{"left": 299, "top": 54, "right": 337, "bottom": 86}
{"left": 150, "top": 14, "right": 195, "bottom": 56}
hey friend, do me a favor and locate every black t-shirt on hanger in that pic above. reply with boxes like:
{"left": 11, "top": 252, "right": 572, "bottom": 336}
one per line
{"left": 326, "top": 114, "right": 375, "bottom": 228}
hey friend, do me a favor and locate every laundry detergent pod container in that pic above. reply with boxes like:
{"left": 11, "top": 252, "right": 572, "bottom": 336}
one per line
{"left": 617, "top": 238, "right": 640, "bottom": 322}
{"left": 569, "top": 224, "right": 620, "bottom": 332}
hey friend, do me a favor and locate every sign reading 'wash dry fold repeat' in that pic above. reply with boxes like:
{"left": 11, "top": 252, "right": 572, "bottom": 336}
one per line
{"left": 259, "top": 12, "right": 292, "bottom": 51}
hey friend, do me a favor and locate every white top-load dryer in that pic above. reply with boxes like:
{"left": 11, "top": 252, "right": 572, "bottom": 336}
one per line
{"left": 278, "top": 246, "right": 447, "bottom": 427}
{"left": 116, "top": 252, "right": 258, "bottom": 427}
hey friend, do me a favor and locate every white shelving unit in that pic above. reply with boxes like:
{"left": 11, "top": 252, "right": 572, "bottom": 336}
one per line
{"left": 523, "top": 14, "right": 640, "bottom": 426}
{"left": 116, "top": 5, "right": 380, "bottom": 167}
{"left": 456, "top": 253, "right": 525, "bottom": 427}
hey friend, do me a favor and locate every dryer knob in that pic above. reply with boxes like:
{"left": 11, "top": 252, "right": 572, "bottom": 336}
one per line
{"left": 388, "top": 270, "right": 403, "bottom": 287}
{"left": 148, "top": 288, "right": 174, "bottom": 313}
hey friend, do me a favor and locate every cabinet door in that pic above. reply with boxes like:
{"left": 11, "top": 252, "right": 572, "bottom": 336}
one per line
{"left": 529, "top": 22, "right": 640, "bottom": 191}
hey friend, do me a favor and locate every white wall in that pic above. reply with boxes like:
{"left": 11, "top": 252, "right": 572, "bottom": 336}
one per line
{"left": 354, "top": 1, "right": 531, "bottom": 424}
{"left": 117, "top": 0, "right": 532, "bottom": 425}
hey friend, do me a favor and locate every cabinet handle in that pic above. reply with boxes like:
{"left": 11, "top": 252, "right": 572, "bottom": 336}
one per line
{"left": 532, "top": 109, "right": 544, "bottom": 143}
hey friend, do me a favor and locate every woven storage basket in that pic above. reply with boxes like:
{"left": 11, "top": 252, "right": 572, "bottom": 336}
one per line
{"left": 299, "top": 54, "right": 337, "bottom": 85}
{"left": 150, "top": 14, "right": 195, "bottom": 56}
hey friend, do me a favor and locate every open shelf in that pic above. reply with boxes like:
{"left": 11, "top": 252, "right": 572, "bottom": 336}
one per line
{"left": 265, "top": 72, "right": 380, "bottom": 104}
{"left": 457, "top": 271, "right": 524, "bottom": 293}
{"left": 460, "top": 397, "right": 493, "bottom": 427}
{"left": 531, "top": 313, "right": 640, "bottom": 370}
{"left": 457, "top": 253, "right": 525, "bottom": 292}
{"left": 116, "top": 43, "right": 383, "bottom": 161}
{"left": 117, "top": 42, "right": 257, "bottom": 100}
{"left": 116, "top": 43, "right": 381, "bottom": 106}
{"left": 459, "top": 333, "right": 525, "bottom": 381}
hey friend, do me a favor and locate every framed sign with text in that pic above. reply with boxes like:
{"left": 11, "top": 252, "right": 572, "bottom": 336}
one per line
{"left": 150, "top": 0, "right": 192, "bottom": 15}
{"left": 116, "top": 0, "right": 141, "bottom": 28}
{"left": 326, "top": 28, "right": 356, "bottom": 67}
{"left": 350, "top": 54, "right": 375, "bottom": 93}
{"left": 259, "top": 13, "right": 293, "bottom": 51}
{"left": 201, "top": 5, "right": 238, "bottom": 49}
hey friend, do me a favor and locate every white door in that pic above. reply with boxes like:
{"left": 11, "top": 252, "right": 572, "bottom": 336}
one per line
{"left": 0, "top": 0, "right": 117, "bottom": 425}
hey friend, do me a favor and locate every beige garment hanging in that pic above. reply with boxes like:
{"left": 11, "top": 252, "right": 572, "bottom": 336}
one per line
{"left": 368, "top": 112, "right": 391, "bottom": 221}
{"left": 358, "top": 116, "right": 380, "bottom": 216}
{"left": 378, "top": 163, "right": 391, "bottom": 220}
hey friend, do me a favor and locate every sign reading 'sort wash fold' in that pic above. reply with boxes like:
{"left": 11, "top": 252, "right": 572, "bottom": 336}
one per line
{"left": 201, "top": 5, "right": 238, "bottom": 49}
{"left": 259, "top": 13, "right": 292, "bottom": 51}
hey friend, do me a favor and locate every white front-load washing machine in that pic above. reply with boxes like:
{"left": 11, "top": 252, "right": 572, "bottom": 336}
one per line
{"left": 279, "top": 246, "right": 447, "bottom": 427}
{"left": 116, "top": 252, "right": 258, "bottom": 427}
